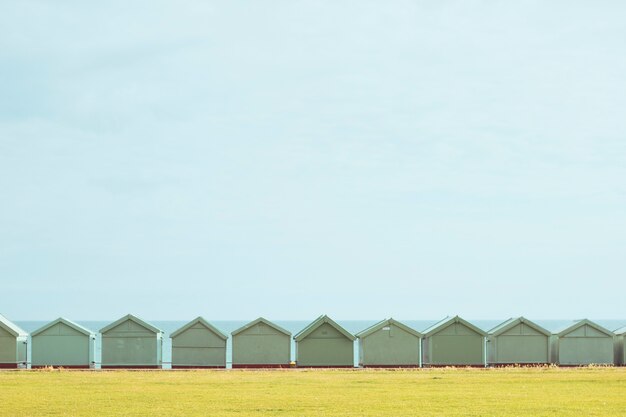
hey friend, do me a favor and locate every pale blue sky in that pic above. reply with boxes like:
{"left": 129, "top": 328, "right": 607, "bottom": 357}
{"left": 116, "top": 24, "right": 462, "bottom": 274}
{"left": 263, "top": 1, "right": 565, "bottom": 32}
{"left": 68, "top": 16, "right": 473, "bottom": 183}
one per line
{"left": 1, "top": 1, "right": 625, "bottom": 320}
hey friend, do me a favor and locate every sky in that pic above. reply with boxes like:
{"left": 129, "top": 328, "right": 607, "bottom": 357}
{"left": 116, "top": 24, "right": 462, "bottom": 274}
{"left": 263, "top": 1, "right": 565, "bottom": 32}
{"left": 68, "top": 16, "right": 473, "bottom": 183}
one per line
{"left": 1, "top": 1, "right": 625, "bottom": 321}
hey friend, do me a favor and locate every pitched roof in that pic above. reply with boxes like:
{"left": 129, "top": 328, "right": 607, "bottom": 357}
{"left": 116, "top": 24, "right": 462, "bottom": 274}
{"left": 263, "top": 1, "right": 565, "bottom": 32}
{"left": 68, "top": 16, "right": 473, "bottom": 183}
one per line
{"left": 555, "top": 319, "right": 614, "bottom": 337}
{"left": 170, "top": 317, "right": 227, "bottom": 340}
{"left": 294, "top": 315, "right": 356, "bottom": 342}
{"left": 423, "top": 315, "right": 487, "bottom": 337}
{"left": 488, "top": 317, "right": 551, "bottom": 337}
{"left": 32, "top": 317, "right": 94, "bottom": 337}
{"left": 356, "top": 318, "right": 422, "bottom": 338}
{"left": 0, "top": 314, "right": 27, "bottom": 337}
{"left": 231, "top": 317, "right": 291, "bottom": 337}
{"left": 614, "top": 326, "right": 626, "bottom": 335}
{"left": 100, "top": 314, "right": 162, "bottom": 334}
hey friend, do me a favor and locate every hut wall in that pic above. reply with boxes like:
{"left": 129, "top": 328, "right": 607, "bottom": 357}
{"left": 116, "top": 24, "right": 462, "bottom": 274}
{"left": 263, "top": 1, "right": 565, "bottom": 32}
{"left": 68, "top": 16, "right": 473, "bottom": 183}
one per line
{"left": 32, "top": 322, "right": 91, "bottom": 367}
{"left": 490, "top": 323, "right": 549, "bottom": 364}
{"left": 360, "top": 324, "right": 420, "bottom": 366}
{"left": 0, "top": 326, "right": 17, "bottom": 367}
{"left": 232, "top": 322, "right": 290, "bottom": 366}
{"left": 428, "top": 323, "right": 484, "bottom": 366}
{"left": 172, "top": 323, "right": 226, "bottom": 367}
{"left": 101, "top": 320, "right": 160, "bottom": 367}
{"left": 297, "top": 323, "right": 353, "bottom": 367}
{"left": 558, "top": 325, "right": 614, "bottom": 365}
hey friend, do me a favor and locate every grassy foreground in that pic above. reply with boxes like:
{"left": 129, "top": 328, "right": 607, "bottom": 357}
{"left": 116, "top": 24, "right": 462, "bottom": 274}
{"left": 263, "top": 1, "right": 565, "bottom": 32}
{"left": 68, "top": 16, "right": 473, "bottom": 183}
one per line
{"left": 1, "top": 368, "right": 625, "bottom": 416}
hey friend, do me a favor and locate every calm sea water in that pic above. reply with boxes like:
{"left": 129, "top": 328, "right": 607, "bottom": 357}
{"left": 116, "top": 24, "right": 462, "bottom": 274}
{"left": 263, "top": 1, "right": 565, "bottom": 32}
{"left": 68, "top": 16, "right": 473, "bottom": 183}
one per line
{"left": 15, "top": 319, "right": 626, "bottom": 369}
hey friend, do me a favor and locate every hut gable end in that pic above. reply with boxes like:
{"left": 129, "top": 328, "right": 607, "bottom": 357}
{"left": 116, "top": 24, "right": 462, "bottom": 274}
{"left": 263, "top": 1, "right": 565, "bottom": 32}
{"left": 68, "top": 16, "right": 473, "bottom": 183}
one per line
{"left": 424, "top": 316, "right": 487, "bottom": 337}
{"left": 100, "top": 315, "right": 162, "bottom": 336}
{"left": 170, "top": 317, "right": 227, "bottom": 341}
{"left": 251, "top": 322, "right": 276, "bottom": 335}
{"left": 171, "top": 318, "right": 227, "bottom": 351}
{"left": 357, "top": 319, "right": 422, "bottom": 340}
{"left": 32, "top": 318, "right": 93, "bottom": 338}
{"left": 0, "top": 315, "right": 27, "bottom": 337}
{"left": 511, "top": 323, "right": 543, "bottom": 336}
{"left": 294, "top": 315, "right": 355, "bottom": 342}
{"left": 557, "top": 320, "right": 614, "bottom": 338}
{"left": 440, "top": 323, "right": 474, "bottom": 336}
{"left": 307, "top": 322, "right": 345, "bottom": 339}
{"left": 0, "top": 327, "right": 12, "bottom": 338}
{"left": 231, "top": 318, "right": 291, "bottom": 337}
{"left": 563, "top": 324, "right": 610, "bottom": 338}
{"left": 490, "top": 318, "right": 551, "bottom": 337}
{"left": 38, "top": 323, "right": 82, "bottom": 337}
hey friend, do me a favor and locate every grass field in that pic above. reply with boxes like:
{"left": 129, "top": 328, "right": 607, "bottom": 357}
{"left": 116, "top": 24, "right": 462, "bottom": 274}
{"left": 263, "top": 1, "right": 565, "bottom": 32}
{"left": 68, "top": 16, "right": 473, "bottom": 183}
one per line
{"left": 1, "top": 367, "right": 625, "bottom": 416}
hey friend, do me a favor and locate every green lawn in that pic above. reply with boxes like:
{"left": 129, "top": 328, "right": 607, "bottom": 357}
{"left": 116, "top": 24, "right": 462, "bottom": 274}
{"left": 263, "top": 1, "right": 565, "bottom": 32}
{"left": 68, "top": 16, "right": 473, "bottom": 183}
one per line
{"left": 1, "top": 368, "right": 625, "bottom": 416}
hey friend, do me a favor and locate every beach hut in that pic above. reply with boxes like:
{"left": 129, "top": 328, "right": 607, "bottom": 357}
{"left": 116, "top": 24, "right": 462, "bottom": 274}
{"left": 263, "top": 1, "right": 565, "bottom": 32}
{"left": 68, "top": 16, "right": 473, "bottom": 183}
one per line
{"left": 356, "top": 318, "right": 421, "bottom": 367}
{"left": 31, "top": 318, "right": 95, "bottom": 368}
{"left": 100, "top": 314, "right": 163, "bottom": 369}
{"left": 231, "top": 318, "right": 291, "bottom": 368}
{"left": 554, "top": 319, "right": 614, "bottom": 366}
{"left": 0, "top": 314, "right": 27, "bottom": 369}
{"left": 422, "top": 316, "right": 486, "bottom": 367}
{"left": 615, "top": 326, "right": 626, "bottom": 366}
{"left": 294, "top": 315, "right": 355, "bottom": 367}
{"left": 487, "top": 317, "right": 551, "bottom": 366}
{"left": 170, "top": 317, "right": 227, "bottom": 368}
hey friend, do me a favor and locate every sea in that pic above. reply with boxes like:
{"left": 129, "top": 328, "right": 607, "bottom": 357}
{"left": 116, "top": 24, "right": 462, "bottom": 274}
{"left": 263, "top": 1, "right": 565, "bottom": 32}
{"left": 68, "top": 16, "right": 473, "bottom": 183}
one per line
{"left": 14, "top": 319, "right": 626, "bottom": 369}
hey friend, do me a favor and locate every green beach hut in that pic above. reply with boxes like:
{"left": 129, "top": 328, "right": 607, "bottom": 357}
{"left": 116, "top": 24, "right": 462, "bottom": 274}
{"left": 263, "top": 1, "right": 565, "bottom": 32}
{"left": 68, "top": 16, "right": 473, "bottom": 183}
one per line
{"left": 170, "top": 317, "right": 227, "bottom": 368}
{"left": 487, "top": 317, "right": 551, "bottom": 366}
{"left": 554, "top": 319, "right": 614, "bottom": 365}
{"left": 0, "top": 314, "right": 27, "bottom": 369}
{"left": 615, "top": 326, "right": 626, "bottom": 366}
{"left": 100, "top": 314, "right": 163, "bottom": 369}
{"left": 31, "top": 318, "right": 95, "bottom": 368}
{"left": 294, "top": 315, "right": 355, "bottom": 368}
{"left": 422, "top": 316, "right": 486, "bottom": 367}
{"left": 231, "top": 318, "right": 291, "bottom": 368}
{"left": 356, "top": 318, "right": 421, "bottom": 367}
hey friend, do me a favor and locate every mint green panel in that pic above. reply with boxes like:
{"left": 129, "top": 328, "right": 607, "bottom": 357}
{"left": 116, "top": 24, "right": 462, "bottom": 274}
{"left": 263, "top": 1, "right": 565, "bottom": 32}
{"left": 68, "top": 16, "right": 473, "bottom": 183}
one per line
{"left": 430, "top": 334, "right": 484, "bottom": 365}
{"left": 37, "top": 323, "right": 84, "bottom": 337}
{"left": 437, "top": 323, "right": 477, "bottom": 336}
{"left": 360, "top": 324, "right": 420, "bottom": 366}
{"left": 493, "top": 335, "right": 548, "bottom": 364}
{"left": 297, "top": 323, "right": 353, "bottom": 366}
{"left": 101, "top": 336, "right": 158, "bottom": 366}
{"left": 0, "top": 328, "right": 17, "bottom": 364}
{"left": 32, "top": 332, "right": 90, "bottom": 367}
{"left": 500, "top": 323, "right": 545, "bottom": 336}
{"left": 232, "top": 322, "right": 290, "bottom": 366}
{"left": 427, "top": 323, "right": 484, "bottom": 366}
{"left": 104, "top": 320, "right": 155, "bottom": 337}
{"left": 558, "top": 337, "right": 614, "bottom": 365}
{"left": 172, "top": 325, "right": 226, "bottom": 367}
{"left": 101, "top": 319, "right": 160, "bottom": 366}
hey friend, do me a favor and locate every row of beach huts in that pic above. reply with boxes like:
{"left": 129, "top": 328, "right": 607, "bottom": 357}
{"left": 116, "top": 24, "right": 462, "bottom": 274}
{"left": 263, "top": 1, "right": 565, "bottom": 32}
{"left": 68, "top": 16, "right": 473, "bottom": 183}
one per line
{"left": 1, "top": 314, "right": 625, "bottom": 369}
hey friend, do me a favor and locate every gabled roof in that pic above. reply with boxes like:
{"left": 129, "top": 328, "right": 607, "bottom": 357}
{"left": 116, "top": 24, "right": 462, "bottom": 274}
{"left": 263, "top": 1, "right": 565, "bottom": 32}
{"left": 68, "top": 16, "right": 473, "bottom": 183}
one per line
{"left": 0, "top": 314, "right": 27, "bottom": 337}
{"left": 614, "top": 326, "right": 626, "bottom": 335}
{"left": 356, "top": 318, "right": 422, "bottom": 339}
{"left": 231, "top": 317, "right": 291, "bottom": 337}
{"left": 555, "top": 319, "right": 614, "bottom": 337}
{"left": 423, "top": 315, "right": 487, "bottom": 337}
{"left": 100, "top": 314, "right": 162, "bottom": 334}
{"left": 170, "top": 317, "right": 227, "bottom": 340}
{"left": 294, "top": 315, "right": 356, "bottom": 342}
{"left": 32, "top": 317, "right": 94, "bottom": 337}
{"left": 489, "top": 317, "right": 551, "bottom": 337}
